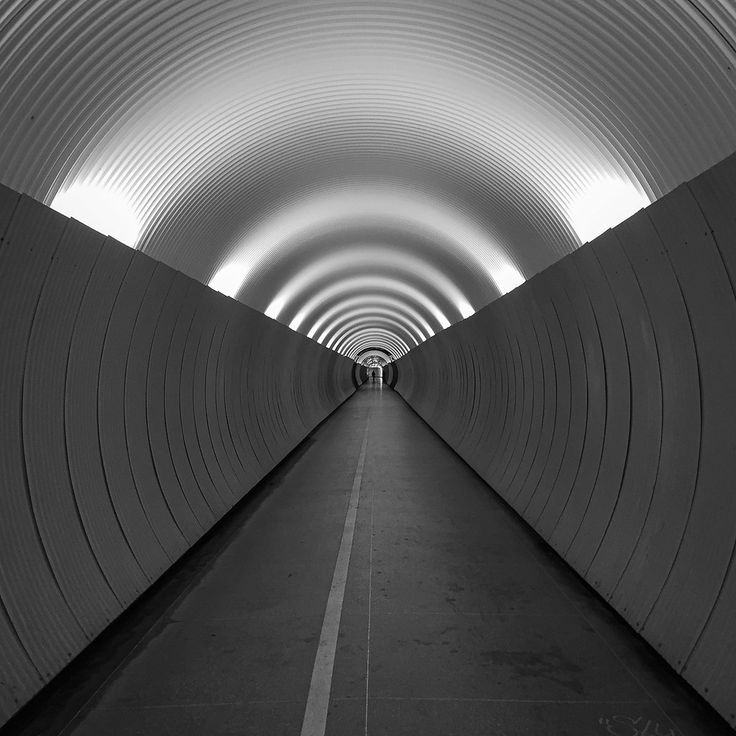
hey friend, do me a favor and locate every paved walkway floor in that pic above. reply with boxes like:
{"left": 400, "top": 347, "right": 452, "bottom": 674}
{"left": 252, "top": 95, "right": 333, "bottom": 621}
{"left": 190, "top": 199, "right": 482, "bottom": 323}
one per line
{"left": 3, "top": 384, "right": 731, "bottom": 736}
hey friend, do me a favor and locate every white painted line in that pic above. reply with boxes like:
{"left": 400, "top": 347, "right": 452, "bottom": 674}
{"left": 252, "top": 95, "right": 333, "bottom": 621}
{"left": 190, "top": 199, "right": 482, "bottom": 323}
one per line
{"left": 300, "top": 418, "right": 370, "bottom": 736}
{"left": 364, "top": 471, "right": 375, "bottom": 735}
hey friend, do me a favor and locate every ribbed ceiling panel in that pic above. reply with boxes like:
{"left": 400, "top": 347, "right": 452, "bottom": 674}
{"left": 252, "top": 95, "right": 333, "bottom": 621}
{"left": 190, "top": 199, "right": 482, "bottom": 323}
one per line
{"left": 1, "top": 1, "right": 734, "bottom": 357}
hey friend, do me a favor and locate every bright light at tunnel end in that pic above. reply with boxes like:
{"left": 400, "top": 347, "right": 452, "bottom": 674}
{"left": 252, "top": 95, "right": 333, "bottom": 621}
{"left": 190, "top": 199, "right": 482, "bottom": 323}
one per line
{"left": 568, "top": 178, "right": 650, "bottom": 244}
{"left": 52, "top": 183, "right": 141, "bottom": 247}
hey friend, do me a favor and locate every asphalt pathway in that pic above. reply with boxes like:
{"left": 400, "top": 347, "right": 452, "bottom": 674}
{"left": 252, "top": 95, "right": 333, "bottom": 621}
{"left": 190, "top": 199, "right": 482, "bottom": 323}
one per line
{"left": 4, "top": 383, "right": 730, "bottom": 736}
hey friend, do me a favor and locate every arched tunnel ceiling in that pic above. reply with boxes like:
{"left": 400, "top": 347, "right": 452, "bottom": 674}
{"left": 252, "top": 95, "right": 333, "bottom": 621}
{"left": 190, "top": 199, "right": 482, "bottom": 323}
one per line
{"left": 1, "top": 1, "right": 735, "bottom": 359}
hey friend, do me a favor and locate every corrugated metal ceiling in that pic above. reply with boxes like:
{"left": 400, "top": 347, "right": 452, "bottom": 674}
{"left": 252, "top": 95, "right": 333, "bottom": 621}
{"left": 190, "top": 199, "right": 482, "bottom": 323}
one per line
{"left": 1, "top": 0, "right": 734, "bottom": 357}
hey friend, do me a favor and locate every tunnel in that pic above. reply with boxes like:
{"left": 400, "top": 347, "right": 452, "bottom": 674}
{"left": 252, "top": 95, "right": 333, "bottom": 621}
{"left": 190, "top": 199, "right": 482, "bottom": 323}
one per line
{"left": 1, "top": 2, "right": 736, "bottom": 735}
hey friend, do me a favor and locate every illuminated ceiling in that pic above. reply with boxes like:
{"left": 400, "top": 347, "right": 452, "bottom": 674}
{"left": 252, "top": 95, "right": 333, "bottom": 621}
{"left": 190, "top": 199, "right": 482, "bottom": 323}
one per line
{"left": 1, "top": 1, "right": 735, "bottom": 359}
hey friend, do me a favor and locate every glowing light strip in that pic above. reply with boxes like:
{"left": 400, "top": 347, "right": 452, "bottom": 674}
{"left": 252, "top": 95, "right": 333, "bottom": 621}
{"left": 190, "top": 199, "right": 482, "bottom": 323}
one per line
{"left": 342, "top": 331, "right": 405, "bottom": 356}
{"left": 322, "top": 308, "right": 424, "bottom": 349}
{"left": 289, "top": 276, "right": 451, "bottom": 333}
{"left": 355, "top": 347, "right": 394, "bottom": 364}
{"left": 340, "top": 325, "right": 411, "bottom": 352}
{"left": 347, "top": 341, "right": 403, "bottom": 361}
{"left": 341, "top": 329, "right": 410, "bottom": 359}
{"left": 51, "top": 181, "right": 141, "bottom": 247}
{"left": 335, "top": 329, "right": 412, "bottom": 359}
{"left": 328, "top": 316, "right": 419, "bottom": 353}
{"left": 265, "top": 245, "right": 474, "bottom": 321}
{"left": 308, "top": 294, "right": 434, "bottom": 342}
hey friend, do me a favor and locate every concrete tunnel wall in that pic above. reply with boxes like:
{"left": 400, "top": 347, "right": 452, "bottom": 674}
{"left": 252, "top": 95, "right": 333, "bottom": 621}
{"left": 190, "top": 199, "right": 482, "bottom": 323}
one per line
{"left": 394, "top": 151, "right": 736, "bottom": 727}
{"left": 0, "top": 185, "right": 355, "bottom": 725}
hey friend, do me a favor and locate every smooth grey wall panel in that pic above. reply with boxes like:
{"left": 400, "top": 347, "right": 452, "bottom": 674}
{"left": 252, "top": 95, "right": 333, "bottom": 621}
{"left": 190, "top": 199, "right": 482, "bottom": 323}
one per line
{"left": 644, "top": 184, "right": 736, "bottom": 672}
{"left": 523, "top": 272, "right": 572, "bottom": 524}
{"left": 0, "top": 197, "right": 86, "bottom": 680}
{"left": 0, "top": 189, "right": 43, "bottom": 719}
{"left": 192, "top": 291, "right": 240, "bottom": 504}
{"left": 66, "top": 235, "right": 149, "bottom": 604}
{"left": 236, "top": 320, "right": 273, "bottom": 472}
{"left": 99, "top": 253, "right": 177, "bottom": 574}
{"left": 526, "top": 267, "right": 579, "bottom": 532}
{"left": 24, "top": 221, "right": 121, "bottom": 640}
{"left": 497, "top": 297, "right": 533, "bottom": 494}
{"left": 607, "top": 215, "right": 699, "bottom": 632}
{"left": 584, "top": 221, "right": 664, "bottom": 599}
{"left": 684, "top": 154, "right": 736, "bottom": 721}
{"left": 507, "top": 294, "right": 553, "bottom": 509}
{"left": 0, "top": 190, "right": 354, "bottom": 726}
{"left": 214, "top": 318, "right": 250, "bottom": 487}
{"left": 395, "top": 151, "right": 736, "bottom": 728}
{"left": 126, "top": 261, "right": 195, "bottom": 552}
{"left": 223, "top": 314, "right": 262, "bottom": 489}
{"left": 147, "top": 271, "right": 212, "bottom": 535}
{"left": 0, "top": 185, "right": 20, "bottom": 231}
{"left": 173, "top": 280, "right": 230, "bottom": 521}
{"left": 548, "top": 256, "right": 606, "bottom": 554}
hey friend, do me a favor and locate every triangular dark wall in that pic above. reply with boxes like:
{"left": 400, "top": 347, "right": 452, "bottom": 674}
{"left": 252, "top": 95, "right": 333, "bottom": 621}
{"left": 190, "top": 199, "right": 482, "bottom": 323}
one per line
{"left": 0, "top": 187, "right": 354, "bottom": 726}
{"left": 396, "top": 152, "right": 736, "bottom": 727}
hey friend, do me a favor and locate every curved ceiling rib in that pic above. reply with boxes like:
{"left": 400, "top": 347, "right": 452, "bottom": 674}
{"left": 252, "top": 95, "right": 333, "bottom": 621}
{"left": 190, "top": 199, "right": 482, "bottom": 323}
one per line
{"left": 322, "top": 309, "right": 425, "bottom": 350}
{"left": 0, "top": 1, "right": 734, "bottom": 357}
{"left": 342, "top": 331, "right": 409, "bottom": 361}
{"left": 310, "top": 296, "right": 434, "bottom": 344}
{"left": 329, "top": 318, "right": 419, "bottom": 356}
{"left": 338, "top": 326, "right": 413, "bottom": 359}
{"left": 289, "top": 276, "right": 453, "bottom": 335}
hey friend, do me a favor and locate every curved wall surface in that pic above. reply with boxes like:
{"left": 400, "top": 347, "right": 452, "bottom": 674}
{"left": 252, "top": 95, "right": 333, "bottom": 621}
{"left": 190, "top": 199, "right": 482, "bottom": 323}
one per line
{"left": 395, "top": 151, "right": 736, "bottom": 727}
{"left": 0, "top": 186, "right": 354, "bottom": 726}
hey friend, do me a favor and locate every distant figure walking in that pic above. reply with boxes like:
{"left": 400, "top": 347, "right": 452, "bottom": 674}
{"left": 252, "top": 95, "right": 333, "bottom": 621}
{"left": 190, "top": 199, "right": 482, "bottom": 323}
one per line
{"left": 371, "top": 369, "right": 376, "bottom": 383}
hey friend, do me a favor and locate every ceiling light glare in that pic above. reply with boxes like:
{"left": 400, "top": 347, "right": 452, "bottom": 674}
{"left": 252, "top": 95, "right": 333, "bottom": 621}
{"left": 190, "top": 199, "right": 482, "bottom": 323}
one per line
{"left": 265, "top": 295, "right": 287, "bottom": 319}
{"left": 307, "top": 295, "right": 434, "bottom": 341}
{"left": 568, "top": 177, "right": 650, "bottom": 244}
{"left": 209, "top": 263, "right": 246, "bottom": 297}
{"left": 456, "top": 297, "right": 475, "bottom": 318}
{"left": 229, "top": 183, "right": 508, "bottom": 299}
{"left": 52, "top": 183, "right": 141, "bottom": 247}
{"left": 492, "top": 264, "right": 525, "bottom": 295}
{"left": 265, "top": 245, "right": 474, "bottom": 324}
{"left": 288, "top": 276, "right": 451, "bottom": 333}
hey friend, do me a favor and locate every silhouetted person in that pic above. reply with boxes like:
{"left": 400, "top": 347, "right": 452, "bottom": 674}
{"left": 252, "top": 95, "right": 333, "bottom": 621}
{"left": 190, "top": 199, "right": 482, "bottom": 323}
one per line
{"left": 371, "top": 369, "right": 376, "bottom": 383}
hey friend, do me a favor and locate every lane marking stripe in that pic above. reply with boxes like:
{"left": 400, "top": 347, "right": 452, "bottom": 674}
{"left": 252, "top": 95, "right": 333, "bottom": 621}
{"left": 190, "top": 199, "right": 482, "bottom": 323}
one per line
{"left": 300, "top": 418, "right": 370, "bottom": 736}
